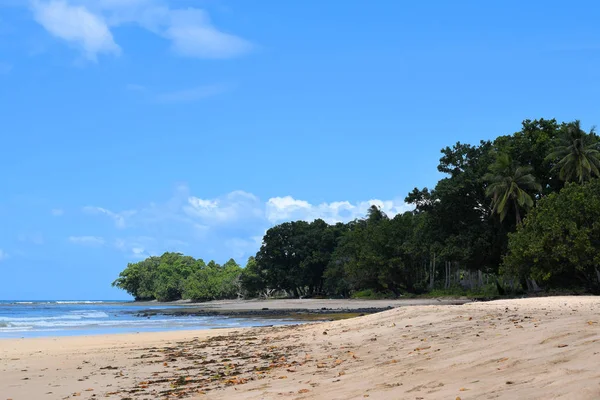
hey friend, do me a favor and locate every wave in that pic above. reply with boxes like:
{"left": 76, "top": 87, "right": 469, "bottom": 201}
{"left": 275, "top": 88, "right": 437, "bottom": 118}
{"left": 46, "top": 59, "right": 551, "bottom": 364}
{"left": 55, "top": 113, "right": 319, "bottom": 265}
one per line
{"left": 0, "top": 311, "right": 109, "bottom": 322}
{"left": 0, "top": 316, "right": 215, "bottom": 330}
{"left": 3, "top": 301, "right": 108, "bottom": 305}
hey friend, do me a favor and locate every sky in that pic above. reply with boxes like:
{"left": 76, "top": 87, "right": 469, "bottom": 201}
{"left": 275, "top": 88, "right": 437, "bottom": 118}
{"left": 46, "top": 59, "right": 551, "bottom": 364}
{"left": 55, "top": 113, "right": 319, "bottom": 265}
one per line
{"left": 1, "top": 1, "right": 600, "bottom": 300}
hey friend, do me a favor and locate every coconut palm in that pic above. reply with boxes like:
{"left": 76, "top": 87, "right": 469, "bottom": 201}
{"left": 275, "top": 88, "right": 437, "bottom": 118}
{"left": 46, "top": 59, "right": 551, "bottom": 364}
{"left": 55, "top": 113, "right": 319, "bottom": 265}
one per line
{"left": 546, "top": 120, "right": 600, "bottom": 184}
{"left": 484, "top": 153, "right": 542, "bottom": 225}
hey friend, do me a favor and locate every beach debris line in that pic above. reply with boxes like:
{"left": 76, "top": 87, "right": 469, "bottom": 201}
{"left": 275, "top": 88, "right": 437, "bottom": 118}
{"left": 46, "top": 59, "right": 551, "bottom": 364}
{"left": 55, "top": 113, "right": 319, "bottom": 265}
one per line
{"left": 98, "top": 324, "right": 361, "bottom": 399}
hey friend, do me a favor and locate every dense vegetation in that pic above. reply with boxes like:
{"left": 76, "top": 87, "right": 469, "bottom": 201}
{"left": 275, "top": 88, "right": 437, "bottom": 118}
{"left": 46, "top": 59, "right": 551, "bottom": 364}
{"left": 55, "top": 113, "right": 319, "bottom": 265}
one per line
{"left": 111, "top": 253, "right": 243, "bottom": 301}
{"left": 113, "top": 118, "right": 600, "bottom": 300}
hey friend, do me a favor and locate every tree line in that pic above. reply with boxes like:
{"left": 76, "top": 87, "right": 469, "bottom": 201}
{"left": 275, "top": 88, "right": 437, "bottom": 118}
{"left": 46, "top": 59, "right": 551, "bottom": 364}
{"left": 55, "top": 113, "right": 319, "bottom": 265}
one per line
{"left": 113, "top": 118, "right": 600, "bottom": 301}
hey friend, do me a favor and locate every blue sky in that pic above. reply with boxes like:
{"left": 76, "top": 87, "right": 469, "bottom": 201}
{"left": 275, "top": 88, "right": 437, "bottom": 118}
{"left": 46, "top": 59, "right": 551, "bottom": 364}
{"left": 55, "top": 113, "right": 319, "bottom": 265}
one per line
{"left": 1, "top": 1, "right": 600, "bottom": 300}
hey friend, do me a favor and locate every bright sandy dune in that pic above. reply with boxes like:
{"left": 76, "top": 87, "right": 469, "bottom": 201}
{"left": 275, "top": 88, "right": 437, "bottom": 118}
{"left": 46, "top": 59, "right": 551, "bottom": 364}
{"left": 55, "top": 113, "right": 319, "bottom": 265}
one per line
{"left": 1, "top": 296, "right": 599, "bottom": 400}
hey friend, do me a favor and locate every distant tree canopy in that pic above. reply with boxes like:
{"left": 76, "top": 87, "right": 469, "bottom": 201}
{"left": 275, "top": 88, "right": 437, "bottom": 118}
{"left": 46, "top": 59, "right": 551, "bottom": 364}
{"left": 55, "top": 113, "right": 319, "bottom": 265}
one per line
{"left": 112, "top": 253, "right": 243, "bottom": 301}
{"left": 113, "top": 118, "right": 600, "bottom": 300}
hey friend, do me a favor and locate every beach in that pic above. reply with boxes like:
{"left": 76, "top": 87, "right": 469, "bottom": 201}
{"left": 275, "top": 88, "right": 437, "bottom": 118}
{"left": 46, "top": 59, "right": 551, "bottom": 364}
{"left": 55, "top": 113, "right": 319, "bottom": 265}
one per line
{"left": 1, "top": 296, "right": 599, "bottom": 399}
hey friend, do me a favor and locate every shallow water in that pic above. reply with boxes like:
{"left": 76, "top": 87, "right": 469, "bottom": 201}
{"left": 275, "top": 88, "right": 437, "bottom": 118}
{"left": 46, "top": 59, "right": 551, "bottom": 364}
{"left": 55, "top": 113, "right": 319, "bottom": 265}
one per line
{"left": 0, "top": 300, "right": 300, "bottom": 338}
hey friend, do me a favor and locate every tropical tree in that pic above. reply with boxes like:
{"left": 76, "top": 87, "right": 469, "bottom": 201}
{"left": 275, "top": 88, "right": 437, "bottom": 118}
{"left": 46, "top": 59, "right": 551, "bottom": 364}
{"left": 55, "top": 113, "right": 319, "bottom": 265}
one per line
{"left": 493, "top": 118, "right": 564, "bottom": 195}
{"left": 484, "top": 153, "right": 541, "bottom": 225}
{"left": 546, "top": 120, "right": 600, "bottom": 184}
{"left": 502, "top": 180, "right": 600, "bottom": 293}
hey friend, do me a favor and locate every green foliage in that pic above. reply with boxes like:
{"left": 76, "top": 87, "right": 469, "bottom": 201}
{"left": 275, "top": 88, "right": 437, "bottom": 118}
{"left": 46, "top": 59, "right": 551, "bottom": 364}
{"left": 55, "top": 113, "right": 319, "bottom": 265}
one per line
{"left": 112, "top": 252, "right": 242, "bottom": 301}
{"left": 484, "top": 153, "right": 542, "bottom": 224}
{"left": 502, "top": 180, "right": 600, "bottom": 292}
{"left": 327, "top": 210, "right": 421, "bottom": 296}
{"left": 183, "top": 259, "right": 243, "bottom": 301}
{"left": 546, "top": 121, "right": 600, "bottom": 184}
{"left": 112, "top": 256, "right": 161, "bottom": 301}
{"left": 494, "top": 118, "right": 563, "bottom": 195}
{"left": 351, "top": 289, "right": 396, "bottom": 299}
{"left": 239, "top": 257, "right": 266, "bottom": 298}
{"left": 112, "top": 118, "right": 600, "bottom": 299}
{"left": 424, "top": 283, "right": 500, "bottom": 300}
{"left": 255, "top": 219, "right": 343, "bottom": 297}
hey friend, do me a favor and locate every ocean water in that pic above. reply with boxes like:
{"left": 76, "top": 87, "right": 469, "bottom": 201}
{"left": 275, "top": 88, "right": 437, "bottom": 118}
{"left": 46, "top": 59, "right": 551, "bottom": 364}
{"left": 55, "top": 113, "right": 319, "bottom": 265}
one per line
{"left": 0, "top": 301, "right": 297, "bottom": 338}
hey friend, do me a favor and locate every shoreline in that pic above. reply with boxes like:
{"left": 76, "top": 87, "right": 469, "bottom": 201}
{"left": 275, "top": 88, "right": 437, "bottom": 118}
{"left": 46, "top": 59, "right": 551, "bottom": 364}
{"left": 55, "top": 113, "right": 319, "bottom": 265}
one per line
{"left": 131, "top": 297, "right": 473, "bottom": 318}
{"left": 0, "top": 298, "right": 473, "bottom": 340}
{"left": 3, "top": 296, "right": 598, "bottom": 399}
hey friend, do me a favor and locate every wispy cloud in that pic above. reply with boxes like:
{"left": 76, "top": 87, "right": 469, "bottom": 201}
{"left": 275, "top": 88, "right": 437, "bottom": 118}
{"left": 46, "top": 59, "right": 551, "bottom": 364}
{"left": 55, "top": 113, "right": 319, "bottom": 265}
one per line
{"left": 81, "top": 185, "right": 413, "bottom": 262}
{"left": 265, "top": 196, "right": 413, "bottom": 224}
{"left": 28, "top": 0, "right": 251, "bottom": 60}
{"left": 165, "top": 9, "right": 252, "bottom": 59}
{"left": 154, "top": 84, "right": 231, "bottom": 104}
{"left": 82, "top": 206, "right": 135, "bottom": 229}
{"left": 31, "top": 0, "right": 120, "bottom": 61}
{"left": 114, "top": 236, "right": 154, "bottom": 259}
{"left": 0, "top": 249, "right": 8, "bottom": 262}
{"left": 68, "top": 235, "right": 105, "bottom": 245}
{"left": 51, "top": 208, "right": 64, "bottom": 216}
{"left": 184, "top": 190, "right": 263, "bottom": 223}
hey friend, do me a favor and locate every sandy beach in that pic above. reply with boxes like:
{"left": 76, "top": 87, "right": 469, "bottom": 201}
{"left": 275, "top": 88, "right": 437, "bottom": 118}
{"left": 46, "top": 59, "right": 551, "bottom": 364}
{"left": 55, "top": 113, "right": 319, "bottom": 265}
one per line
{"left": 2, "top": 296, "right": 599, "bottom": 399}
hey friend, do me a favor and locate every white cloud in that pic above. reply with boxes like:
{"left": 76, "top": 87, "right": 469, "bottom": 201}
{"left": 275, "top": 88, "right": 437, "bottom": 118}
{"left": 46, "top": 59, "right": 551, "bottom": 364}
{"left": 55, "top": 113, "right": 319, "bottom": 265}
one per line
{"left": 51, "top": 208, "right": 64, "bottom": 216}
{"left": 81, "top": 186, "right": 413, "bottom": 263}
{"left": 83, "top": 206, "right": 135, "bottom": 228}
{"left": 31, "top": 0, "right": 120, "bottom": 61}
{"left": 115, "top": 237, "right": 188, "bottom": 259}
{"left": 185, "top": 190, "right": 263, "bottom": 224}
{"left": 29, "top": 0, "right": 251, "bottom": 60}
{"left": 0, "top": 249, "right": 7, "bottom": 261}
{"left": 265, "top": 196, "right": 413, "bottom": 224}
{"left": 165, "top": 9, "right": 252, "bottom": 59}
{"left": 68, "top": 235, "right": 105, "bottom": 245}
{"left": 114, "top": 236, "right": 162, "bottom": 259}
{"left": 265, "top": 196, "right": 311, "bottom": 222}
{"left": 188, "top": 198, "right": 218, "bottom": 210}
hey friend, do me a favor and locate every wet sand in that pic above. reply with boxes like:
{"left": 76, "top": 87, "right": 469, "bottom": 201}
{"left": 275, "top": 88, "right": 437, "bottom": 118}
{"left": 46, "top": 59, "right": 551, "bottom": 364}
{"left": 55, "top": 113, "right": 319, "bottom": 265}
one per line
{"left": 142, "top": 297, "right": 473, "bottom": 309}
{"left": 2, "top": 296, "right": 599, "bottom": 399}
{"left": 134, "top": 298, "right": 472, "bottom": 318}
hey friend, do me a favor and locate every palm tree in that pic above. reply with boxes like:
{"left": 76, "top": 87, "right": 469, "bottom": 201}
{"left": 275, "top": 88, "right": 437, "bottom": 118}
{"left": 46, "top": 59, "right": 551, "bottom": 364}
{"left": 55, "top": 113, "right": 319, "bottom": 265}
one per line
{"left": 484, "top": 153, "right": 542, "bottom": 225}
{"left": 546, "top": 120, "right": 600, "bottom": 184}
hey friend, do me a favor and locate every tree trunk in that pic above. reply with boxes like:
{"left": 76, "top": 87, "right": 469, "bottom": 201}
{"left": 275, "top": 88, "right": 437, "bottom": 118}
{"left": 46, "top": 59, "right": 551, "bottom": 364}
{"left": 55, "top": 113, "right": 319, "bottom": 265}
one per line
{"left": 447, "top": 261, "right": 450, "bottom": 289}
{"left": 478, "top": 270, "right": 483, "bottom": 288}
{"left": 525, "top": 278, "right": 541, "bottom": 292}
{"left": 429, "top": 254, "right": 435, "bottom": 290}
{"left": 443, "top": 261, "right": 447, "bottom": 289}
{"left": 433, "top": 253, "right": 436, "bottom": 288}
{"left": 455, "top": 264, "right": 460, "bottom": 287}
{"left": 514, "top": 200, "right": 522, "bottom": 225}
{"left": 429, "top": 260, "right": 433, "bottom": 289}
{"left": 469, "top": 271, "right": 475, "bottom": 290}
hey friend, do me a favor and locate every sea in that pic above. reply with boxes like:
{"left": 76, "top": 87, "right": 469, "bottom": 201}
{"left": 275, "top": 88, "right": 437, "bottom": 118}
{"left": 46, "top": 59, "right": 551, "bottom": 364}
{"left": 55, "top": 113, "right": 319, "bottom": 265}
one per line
{"left": 0, "top": 300, "right": 297, "bottom": 339}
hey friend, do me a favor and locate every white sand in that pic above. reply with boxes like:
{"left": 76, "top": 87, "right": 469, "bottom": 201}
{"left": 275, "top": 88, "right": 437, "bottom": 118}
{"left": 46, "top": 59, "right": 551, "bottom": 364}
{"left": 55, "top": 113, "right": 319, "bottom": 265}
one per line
{"left": 1, "top": 296, "right": 599, "bottom": 400}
